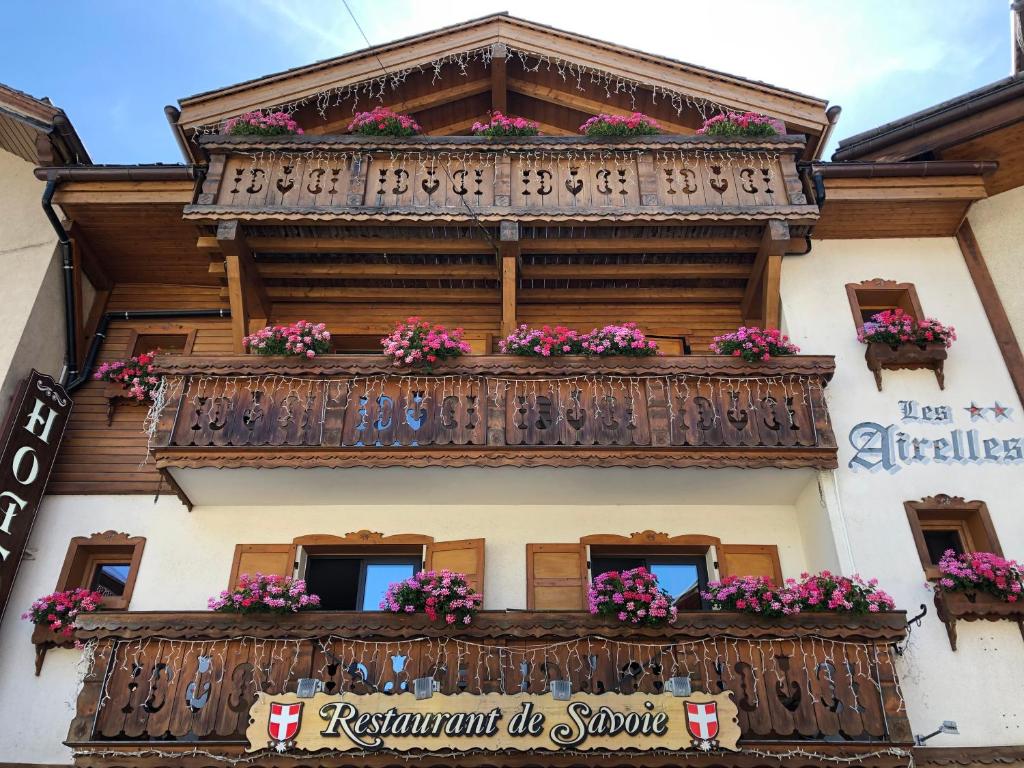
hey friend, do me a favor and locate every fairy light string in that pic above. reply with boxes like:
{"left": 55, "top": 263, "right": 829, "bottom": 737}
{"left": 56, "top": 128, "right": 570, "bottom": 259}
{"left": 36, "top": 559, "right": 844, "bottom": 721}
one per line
{"left": 190, "top": 43, "right": 755, "bottom": 141}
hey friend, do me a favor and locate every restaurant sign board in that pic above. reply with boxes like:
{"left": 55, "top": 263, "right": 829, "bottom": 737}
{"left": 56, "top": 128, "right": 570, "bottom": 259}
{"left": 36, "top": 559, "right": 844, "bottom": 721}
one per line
{"left": 0, "top": 371, "right": 72, "bottom": 626}
{"left": 246, "top": 690, "right": 740, "bottom": 753}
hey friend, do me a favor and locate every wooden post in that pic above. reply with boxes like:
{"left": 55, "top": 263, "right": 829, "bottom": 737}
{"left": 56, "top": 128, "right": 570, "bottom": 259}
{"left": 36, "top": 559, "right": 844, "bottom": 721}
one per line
{"left": 741, "top": 219, "right": 789, "bottom": 327}
{"left": 218, "top": 220, "right": 271, "bottom": 352}
{"left": 499, "top": 221, "right": 519, "bottom": 341}
{"left": 490, "top": 43, "right": 508, "bottom": 114}
{"left": 957, "top": 220, "right": 1024, "bottom": 406}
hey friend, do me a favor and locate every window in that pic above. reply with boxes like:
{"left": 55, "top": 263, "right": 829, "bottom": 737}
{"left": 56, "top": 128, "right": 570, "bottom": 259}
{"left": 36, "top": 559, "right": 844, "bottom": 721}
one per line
{"left": 127, "top": 327, "right": 196, "bottom": 357}
{"left": 56, "top": 532, "right": 145, "bottom": 610}
{"left": 306, "top": 556, "right": 420, "bottom": 610}
{"left": 591, "top": 554, "right": 708, "bottom": 609}
{"left": 846, "top": 279, "right": 923, "bottom": 325}
{"left": 905, "top": 495, "right": 1002, "bottom": 578}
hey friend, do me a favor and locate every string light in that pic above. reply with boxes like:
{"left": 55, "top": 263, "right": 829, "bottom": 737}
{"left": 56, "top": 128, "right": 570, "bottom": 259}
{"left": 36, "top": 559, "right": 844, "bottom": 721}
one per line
{"left": 190, "top": 44, "right": 754, "bottom": 141}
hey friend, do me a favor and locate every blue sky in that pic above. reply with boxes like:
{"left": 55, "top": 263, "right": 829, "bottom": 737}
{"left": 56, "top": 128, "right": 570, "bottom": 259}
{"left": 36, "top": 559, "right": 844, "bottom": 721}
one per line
{"left": 0, "top": 1, "right": 1013, "bottom": 163}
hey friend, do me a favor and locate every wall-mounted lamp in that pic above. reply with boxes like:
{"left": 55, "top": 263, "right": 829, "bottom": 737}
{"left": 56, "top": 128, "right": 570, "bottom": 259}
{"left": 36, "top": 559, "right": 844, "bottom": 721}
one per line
{"left": 295, "top": 678, "right": 325, "bottom": 698}
{"left": 550, "top": 680, "right": 572, "bottom": 701}
{"left": 414, "top": 677, "right": 439, "bottom": 700}
{"left": 667, "top": 676, "right": 692, "bottom": 696}
{"left": 915, "top": 721, "right": 959, "bottom": 746}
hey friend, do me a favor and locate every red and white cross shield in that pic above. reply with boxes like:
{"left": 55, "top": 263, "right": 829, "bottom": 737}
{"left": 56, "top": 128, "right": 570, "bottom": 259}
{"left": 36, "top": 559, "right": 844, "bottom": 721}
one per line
{"left": 268, "top": 701, "right": 303, "bottom": 743}
{"left": 685, "top": 701, "right": 720, "bottom": 741}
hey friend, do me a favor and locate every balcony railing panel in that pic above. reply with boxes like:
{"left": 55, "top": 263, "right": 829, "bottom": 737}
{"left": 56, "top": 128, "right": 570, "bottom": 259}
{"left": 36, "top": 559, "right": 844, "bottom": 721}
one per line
{"left": 186, "top": 135, "right": 818, "bottom": 223}
{"left": 69, "top": 610, "right": 910, "bottom": 753}
{"left": 148, "top": 355, "right": 838, "bottom": 469}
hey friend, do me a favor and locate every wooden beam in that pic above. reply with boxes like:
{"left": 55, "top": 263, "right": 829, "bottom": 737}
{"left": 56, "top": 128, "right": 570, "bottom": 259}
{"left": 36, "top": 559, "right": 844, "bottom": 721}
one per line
{"left": 520, "top": 287, "right": 743, "bottom": 304}
{"left": 247, "top": 237, "right": 494, "bottom": 254}
{"left": 763, "top": 253, "right": 782, "bottom": 329}
{"left": 218, "top": 220, "right": 271, "bottom": 351}
{"left": 252, "top": 287, "right": 498, "bottom": 303}
{"left": 66, "top": 221, "right": 113, "bottom": 290}
{"left": 388, "top": 79, "right": 490, "bottom": 116}
{"left": 507, "top": 77, "right": 696, "bottom": 135}
{"left": 741, "top": 220, "right": 790, "bottom": 322}
{"left": 490, "top": 43, "right": 508, "bottom": 114}
{"left": 956, "top": 220, "right": 1024, "bottom": 406}
{"left": 500, "top": 220, "right": 519, "bottom": 339}
{"left": 521, "top": 262, "right": 750, "bottom": 279}
{"left": 250, "top": 263, "right": 495, "bottom": 280}
{"left": 521, "top": 237, "right": 762, "bottom": 254}
{"left": 81, "top": 288, "right": 111, "bottom": 362}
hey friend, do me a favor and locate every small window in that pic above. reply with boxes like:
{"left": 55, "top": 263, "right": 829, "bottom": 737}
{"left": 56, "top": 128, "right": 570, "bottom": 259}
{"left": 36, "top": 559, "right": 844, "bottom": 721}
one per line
{"left": 591, "top": 554, "right": 708, "bottom": 610}
{"left": 305, "top": 556, "right": 420, "bottom": 611}
{"left": 56, "top": 532, "right": 145, "bottom": 610}
{"left": 905, "top": 495, "right": 1001, "bottom": 578}
{"left": 846, "top": 279, "right": 923, "bottom": 325}
{"left": 127, "top": 328, "right": 196, "bottom": 357}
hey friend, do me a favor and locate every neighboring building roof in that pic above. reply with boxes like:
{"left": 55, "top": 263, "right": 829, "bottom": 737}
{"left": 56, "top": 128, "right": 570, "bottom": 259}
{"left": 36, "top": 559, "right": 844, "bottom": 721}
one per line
{"left": 832, "top": 73, "right": 1024, "bottom": 162}
{"left": 0, "top": 82, "right": 90, "bottom": 165}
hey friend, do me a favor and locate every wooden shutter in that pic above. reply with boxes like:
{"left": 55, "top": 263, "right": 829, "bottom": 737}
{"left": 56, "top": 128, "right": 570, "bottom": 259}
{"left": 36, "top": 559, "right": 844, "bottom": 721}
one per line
{"left": 526, "top": 543, "right": 588, "bottom": 610}
{"left": 228, "top": 544, "right": 294, "bottom": 588}
{"left": 718, "top": 544, "right": 783, "bottom": 585}
{"left": 425, "top": 539, "right": 485, "bottom": 597}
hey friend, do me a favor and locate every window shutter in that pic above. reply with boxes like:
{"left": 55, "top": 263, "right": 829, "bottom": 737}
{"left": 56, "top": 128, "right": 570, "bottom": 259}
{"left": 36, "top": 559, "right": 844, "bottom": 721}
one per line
{"left": 228, "top": 544, "right": 294, "bottom": 588}
{"left": 526, "top": 543, "right": 588, "bottom": 610}
{"left": 718, "top": 544, "right": 783, "bottom": 585}
{"left": 425, "top": 539, "right": 485, "bottom": 597}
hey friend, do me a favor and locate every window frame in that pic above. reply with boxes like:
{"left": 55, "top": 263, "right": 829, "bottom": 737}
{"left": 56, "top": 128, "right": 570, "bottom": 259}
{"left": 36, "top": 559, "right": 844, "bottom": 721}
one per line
{"left": 589, "top": 551, "right": 710, "bottom": 608}
{"left": 905, "top": 495, "right": 1001, "bottom": 579}
{"left": 304, "top": 553, "right": 423, "bottom": 611}
{"left": 56, "top": 531, "right": 145, "bottom": 610}
{"left": 845, "top": 279, "right": 924, "bottom": 326}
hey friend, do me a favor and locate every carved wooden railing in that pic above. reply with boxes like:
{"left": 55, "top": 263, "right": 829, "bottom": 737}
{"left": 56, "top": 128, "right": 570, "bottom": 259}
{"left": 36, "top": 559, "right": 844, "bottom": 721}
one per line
{"left": 185, "top": 134, "right": 818, "bottom": 223}
{"left": 67, "top": 610, "right": 911, "bottom": 766}
{"left": 148, "top": 355, "right": 838, "bottom": 470}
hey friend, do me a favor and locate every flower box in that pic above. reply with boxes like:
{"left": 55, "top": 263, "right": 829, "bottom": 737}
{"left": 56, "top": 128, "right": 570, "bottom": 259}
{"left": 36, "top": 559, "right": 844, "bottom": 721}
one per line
{"left": 933, "top": 589, "right": 1024, "bottom": 651}
{"left": 864, "top": 342, "right": 947, "bottom": 391}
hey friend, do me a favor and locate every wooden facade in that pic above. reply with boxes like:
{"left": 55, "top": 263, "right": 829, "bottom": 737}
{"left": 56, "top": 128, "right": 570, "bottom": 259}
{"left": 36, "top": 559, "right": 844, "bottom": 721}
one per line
{"left": 67, "top": 610, "right": 912, "bottom": 766}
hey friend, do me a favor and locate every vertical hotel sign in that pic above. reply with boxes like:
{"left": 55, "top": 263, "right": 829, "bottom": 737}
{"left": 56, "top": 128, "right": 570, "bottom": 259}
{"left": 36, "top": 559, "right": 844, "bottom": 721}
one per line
{"left": 0, "top": 371, "right": 72, "bottom": 625}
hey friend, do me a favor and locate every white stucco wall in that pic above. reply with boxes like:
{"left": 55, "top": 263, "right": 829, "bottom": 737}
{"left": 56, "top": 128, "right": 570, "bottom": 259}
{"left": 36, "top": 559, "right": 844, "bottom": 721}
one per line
{"left": 968, "top": 185, "right": 1024, "bottom": 349}
{"left": 0, "top": 476, "right": 828, "bottom": 763}
{"left": 0, "top": 150, "right": 66, "bottom": 425}
{"left": 783, "top": 237, "right": 1024, "bottom": 748}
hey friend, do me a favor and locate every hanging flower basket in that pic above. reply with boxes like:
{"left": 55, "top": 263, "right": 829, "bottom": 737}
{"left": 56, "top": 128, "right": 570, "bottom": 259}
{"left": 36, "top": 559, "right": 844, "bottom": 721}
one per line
{"left": 243, "top": 321, "right": 331, "bottom": 358}
{"left": 381, "top": 317, "right": 471, "bottom": 370}
{"left": 348, "top": 107, "right": 423, "bottom": 137}
{"left": 697, "top": 111, "right": 784, "bottom": 137}
{"left": 499, "top": 323, "right": 659, "bottom": 357}
{"left": 471, "top": 112, "right": 540, "bottom": 137}
{"left": 932, "top": 552, "right": 1024, "bottom": 650}
{"left": 709, "top": 327, "right": 799, "bottom": 363}
{"left": 208, "top": 573, "right": 321, "bottom": 614}
{"left": 380, "top": 569, "right": 482, "bottom": 625}
{"left": 224, "top": 111, "right": 303, "bottom": 136}
{"left": 703, "top": 572, "right": 896, "bottom": 617}
{"left": 579, "top": 113, "right": 661, "bottom": 137}
{"left": 858, "top": 310, "right": 955, "bottom": 390}
{"left": 94, "top": 351, "right": 162, "bottom": 423}
{"left": 588, "top": 567, "right": 678, "bottom": 626}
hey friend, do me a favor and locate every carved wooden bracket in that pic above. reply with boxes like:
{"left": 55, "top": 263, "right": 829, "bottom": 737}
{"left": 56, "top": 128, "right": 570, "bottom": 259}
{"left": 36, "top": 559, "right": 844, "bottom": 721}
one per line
{"left": 933, "top": 590, "right": 1024, "bottom": 651}
{"left": 102, "top": 382, "right": 147, "bottom": 426}
{"left": 864, "top": 342, "right": 947, "bottom": 391}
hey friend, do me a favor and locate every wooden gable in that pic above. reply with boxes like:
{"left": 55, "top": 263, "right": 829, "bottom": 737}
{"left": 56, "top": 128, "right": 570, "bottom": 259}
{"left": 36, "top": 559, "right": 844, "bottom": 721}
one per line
{"left": 174, "top": 14, "right": 829, "bottom": 152}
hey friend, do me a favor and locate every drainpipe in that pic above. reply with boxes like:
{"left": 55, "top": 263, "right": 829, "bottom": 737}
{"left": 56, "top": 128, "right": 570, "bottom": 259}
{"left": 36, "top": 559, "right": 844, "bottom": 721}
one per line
{"left": 41, "top": 177, "right": 77, "bottom": 386}
{"left": 40, "top": 175, "right": 228, "bottom": 391}
{"left": 164, "top": 105, "right": 194, "bottom": 163}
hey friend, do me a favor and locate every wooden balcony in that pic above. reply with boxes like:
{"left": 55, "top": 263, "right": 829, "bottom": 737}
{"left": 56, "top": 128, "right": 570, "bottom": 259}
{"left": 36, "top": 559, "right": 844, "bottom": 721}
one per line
{"left": 149, "top": 355, "right": 838, "bottom": 472}
{"left": 67, "top": 609, "right": 911, "bottom": 767}
{"left": 185, "top": 134, "right": 817, "bottom": 224}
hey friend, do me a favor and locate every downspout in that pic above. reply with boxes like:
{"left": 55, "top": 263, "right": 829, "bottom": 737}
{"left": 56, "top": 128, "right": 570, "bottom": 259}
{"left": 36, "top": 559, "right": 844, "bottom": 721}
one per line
{"left": 789, "top": 165, "right": 827, "bottom": 257}
{"left": 41, "top": 177, "right": 77, "bottom": 386}
{"left": 41, "top": 174, "right": 229, "bottom": 392}
{"left": 164, "top": 105, "right": 194, "bottom": 163}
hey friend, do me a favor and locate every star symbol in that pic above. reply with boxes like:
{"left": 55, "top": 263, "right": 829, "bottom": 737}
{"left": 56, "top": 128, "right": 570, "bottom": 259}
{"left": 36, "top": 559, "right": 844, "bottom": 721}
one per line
{"left": 965, "top": 402, "right": 985, "bottom": 421}
{"left": 991, "top": 402, "right": 1013, "bottom": 420}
